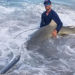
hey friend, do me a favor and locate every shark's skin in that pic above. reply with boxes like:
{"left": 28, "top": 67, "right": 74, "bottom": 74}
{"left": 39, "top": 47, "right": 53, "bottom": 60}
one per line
{"left": 26, "top": 20, "right": 75, "bottom": 57}
{"left": 59, "top": 26, "right": 75, "bottom": 36}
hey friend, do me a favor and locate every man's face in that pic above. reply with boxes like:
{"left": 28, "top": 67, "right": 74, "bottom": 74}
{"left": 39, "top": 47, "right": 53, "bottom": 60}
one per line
{"left": 45, "top": 5, "right": 51, "bottom": 11}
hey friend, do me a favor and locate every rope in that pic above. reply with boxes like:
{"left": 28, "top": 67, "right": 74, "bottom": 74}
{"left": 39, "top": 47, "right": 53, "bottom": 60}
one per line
{"left": 14, "top": 27, "right": 40, "bottom": 39}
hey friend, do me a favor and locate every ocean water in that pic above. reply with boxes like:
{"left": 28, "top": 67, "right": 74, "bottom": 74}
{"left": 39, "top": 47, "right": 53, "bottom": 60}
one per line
{"left": 0, "top": 0, "right": 75, "bottom": 75}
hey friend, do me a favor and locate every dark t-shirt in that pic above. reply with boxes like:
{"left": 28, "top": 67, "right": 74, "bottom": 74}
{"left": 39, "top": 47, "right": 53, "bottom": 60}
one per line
{"left": 40, "top": 9, "right": 63, "bottom": 33}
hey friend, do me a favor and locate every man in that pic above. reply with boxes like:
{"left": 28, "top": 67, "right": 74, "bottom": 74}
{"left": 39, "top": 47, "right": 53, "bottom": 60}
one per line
{"left": 40, "top": 0, "right": 63, "bottom": 38}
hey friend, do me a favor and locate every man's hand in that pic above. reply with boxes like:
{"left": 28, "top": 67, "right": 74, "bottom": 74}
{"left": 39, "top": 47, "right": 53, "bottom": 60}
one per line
{"left": 52, "top": 29, "right": 57, "bottom": 38}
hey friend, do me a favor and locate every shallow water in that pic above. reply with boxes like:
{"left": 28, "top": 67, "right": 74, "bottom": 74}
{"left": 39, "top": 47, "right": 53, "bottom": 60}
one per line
{"left": 0, "top": 0, "right": 75, "bottom": 75}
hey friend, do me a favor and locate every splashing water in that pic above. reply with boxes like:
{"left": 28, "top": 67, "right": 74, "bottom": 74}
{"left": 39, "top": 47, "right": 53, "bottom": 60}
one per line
{"left": 0, "top": 0, "right": 75, "bottom": 75}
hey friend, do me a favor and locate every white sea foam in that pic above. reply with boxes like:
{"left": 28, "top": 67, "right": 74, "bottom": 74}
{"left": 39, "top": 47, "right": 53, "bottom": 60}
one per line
{"left": 0, "top": 6, "right": 15, "bottom": 14}
{"left": 0, "top": 2, "right": 75, "bottom": 75}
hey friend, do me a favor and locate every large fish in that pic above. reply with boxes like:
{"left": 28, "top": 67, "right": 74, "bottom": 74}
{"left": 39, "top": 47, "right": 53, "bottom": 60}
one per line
{"left": 26, "top": 20, "right": 75, "bottom": 57}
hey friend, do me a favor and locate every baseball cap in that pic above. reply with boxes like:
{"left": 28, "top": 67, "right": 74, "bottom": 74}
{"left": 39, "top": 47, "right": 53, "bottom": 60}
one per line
{"left": 44, "top": 0, "right": 51, "bottom": 6}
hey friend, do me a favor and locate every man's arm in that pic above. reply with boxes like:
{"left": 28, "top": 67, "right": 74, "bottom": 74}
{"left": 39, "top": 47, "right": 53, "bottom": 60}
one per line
{"left": 40, "top": 13, "right": 46, "bottom": 28}
{"left": 52, "top": 11, "right": 63, "bottom": 33}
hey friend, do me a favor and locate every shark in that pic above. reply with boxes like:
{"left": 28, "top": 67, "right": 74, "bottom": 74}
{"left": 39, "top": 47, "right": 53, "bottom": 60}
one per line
{"left": 26, "top": 20, "right": 75, "bottom": 58}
